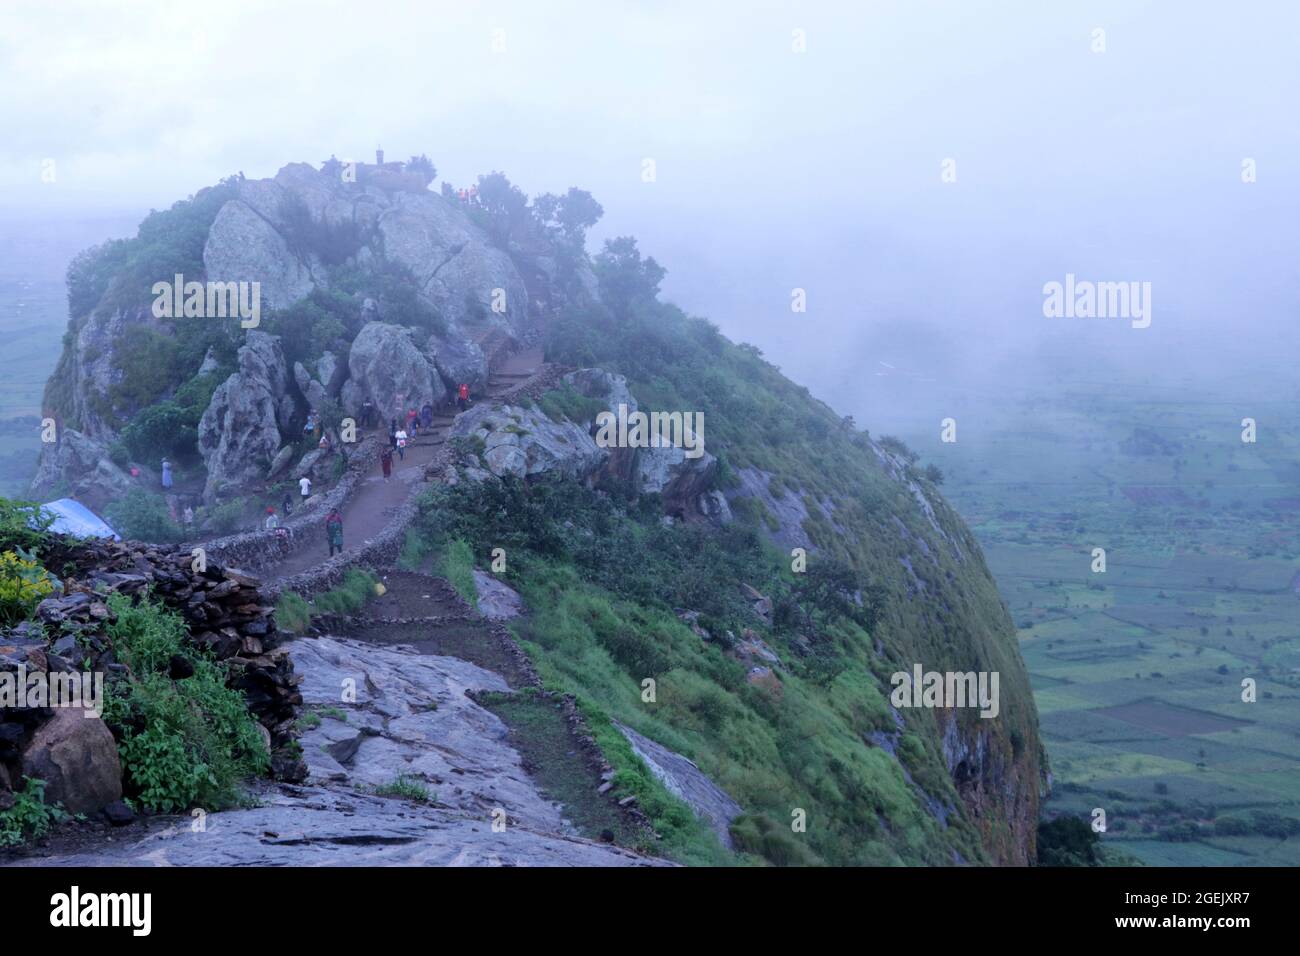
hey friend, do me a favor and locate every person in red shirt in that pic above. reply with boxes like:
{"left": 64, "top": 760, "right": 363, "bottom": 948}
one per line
{"left": 457, "top": 382, "right": 470, "bottom": 411}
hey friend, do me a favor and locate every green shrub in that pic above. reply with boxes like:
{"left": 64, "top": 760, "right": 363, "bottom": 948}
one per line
{"left": 105, "top": 489, "right": 183, "bottom": 544}
{"left": 103, "top": 593, "right": 269, "bottom": 813}
{"left": 538, "top": 385, "right": 607, "bottom": 425}
{"left": 203, "top": 499, "right": 245, "bottom": 535}
{"left": 0, "top": 498, "right": 54, "bottom": 553}
{"left": 0, "top": 549, "right": 57, "bottom": 627}
{"left": 0, "top": 777, "right": 69, "bottom": 847}
{"left": 373, "top": 774, "right": 432, "bottom": 803}
{"left": 1036, "top": 815, "right": 1103, "bottom": 866}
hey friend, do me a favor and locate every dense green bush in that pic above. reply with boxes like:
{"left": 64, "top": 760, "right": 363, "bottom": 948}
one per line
{"left": 0, "top": 549, "right": 58, "bottom": 627}
{"left": 1036, "top": 815, "right": 1103, "bottom": 866}
{"left": 0, "top": 498, "right": 54, "bottom": 553}
{"left": 538, "top": 384, "right": 607, "bottom": 425}
{"left": 104, "top": 489, "right": 184, "bottom": 543}
{"left": 101, "top": 593, "right": 269, "bottom": 813}
{"left": 0, "top": 777, "right": 69, "bottom": 847}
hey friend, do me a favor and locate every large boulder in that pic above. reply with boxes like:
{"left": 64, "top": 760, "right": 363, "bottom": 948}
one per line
{"left": 426, "top": 333, "right": 488, "bottom": 393}
{"left": 376, "top": 192, "right": 529, "bottom": 334}
{"left": 20, "top": 707, "right": 122, "bottom": 815}
{"left": 563, "top": 368, "right": 636, "bottom": 419}
{"left": 472, "top": 570, "right": 525, "bottom": 620}
{"left": 293, "top": 361, "right": 329, "bottom": 411}
{"left": 346, "top": 322, "right": 443, "bottom": 423}
{"left": 635, "top": 422, "right": 718, "bottom": 518}
{"left": 197, "top": 331, "right": 291, "bottom": 501}
{"left": 203, "top": 200, "right": 318, "bottom": 310}
{"left": 315, "top": 350, "right": 346, "bottom": 397}
{"left": 450, "top": 403, "right": 606, "bottom": 481}
{"left": 561, "top": 367, "right": 722, "bottom": 520}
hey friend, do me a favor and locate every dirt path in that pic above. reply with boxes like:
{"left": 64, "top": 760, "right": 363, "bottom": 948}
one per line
{"left": 266, "top": 345, "right": 544, "bottom": 582}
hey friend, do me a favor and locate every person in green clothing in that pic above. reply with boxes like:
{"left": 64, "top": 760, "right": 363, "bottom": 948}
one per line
{"left": 326, "top": 509, "right": 344, "bottom": 557}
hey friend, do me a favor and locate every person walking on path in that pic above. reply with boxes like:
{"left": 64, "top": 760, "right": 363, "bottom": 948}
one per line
{"left": 264, "top": 507, "right": 280, "bottom": 530}
{"left": 161, "top": 458, "right": 173, "bottom": 490}
{"left": 421, "top": 402, "right": 433, "bottom": 429}
{"left": 326, "top": 509, "right": 344, "bottom": 557}
{"left": 282, "top": 491, "right": 293, "bottom": 517}
{"left": 389, "top": 418, "right": 398, "bottom": 449}
{"left": 457, "top": 382, "right": 470, "bottom": 411}
{"left": 299, "top": 475, "right": 312, "bottom": 502}
{"left": 395, "top": 426, "right": 408, "bottom": 461}
{"left": 362, "top": 399, "right": 375, "bottom": 429}
{"left": 380, "top": 447, "right": 393, "bottom": 481}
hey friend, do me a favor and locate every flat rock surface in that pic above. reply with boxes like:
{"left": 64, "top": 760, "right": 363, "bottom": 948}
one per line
{"left": 12, "top": 636, "right": 669, "bottom": 867}
{"left": 11, "top": 784, "right": 667, "bottom": 867}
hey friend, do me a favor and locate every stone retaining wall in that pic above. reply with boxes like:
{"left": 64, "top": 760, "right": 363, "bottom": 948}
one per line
{"left": 191, "top": 435, "right": 383, "bottom": 574}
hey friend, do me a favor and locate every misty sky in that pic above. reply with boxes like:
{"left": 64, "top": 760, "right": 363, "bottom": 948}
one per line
{"left": 2, "top": 0, "right": 1297, "bottom": 429}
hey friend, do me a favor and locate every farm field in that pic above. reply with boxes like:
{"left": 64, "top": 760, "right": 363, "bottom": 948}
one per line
{"left": 899, "top": 361, "right": 1300, "bottom": 866}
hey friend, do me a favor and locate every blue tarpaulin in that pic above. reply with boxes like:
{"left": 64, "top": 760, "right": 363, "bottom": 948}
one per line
{"left": 40, "top": 498, "right": 120, "bottom": 541}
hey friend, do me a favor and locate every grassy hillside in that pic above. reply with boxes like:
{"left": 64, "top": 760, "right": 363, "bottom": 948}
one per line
{"left": 406, "top": 237, "right": 1043, "bottom": 866}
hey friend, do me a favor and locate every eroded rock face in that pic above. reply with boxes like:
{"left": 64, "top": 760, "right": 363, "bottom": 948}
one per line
{"left": 376, "top": 192, "right": 529, "bottom": 335}
{"left": 293, "top": 636, "right": 570, "bottom": 826}
{"left": 197, "top": 331, "right": 291, "bottom": 502}
{"left": 450, "top": 403, "right": 605, "bottom": 481}
{"left": 203, "top": 199, "right": 318, "bottom": 310}
{"left": 613, "top": 721, "right": 741, "bottom": 849}
{"left": 346, "top": 322, "right": 443, "bottom": 423}
{"left": 28, "top": 429, "right": 134, "bottom": 511}
{"left": 20, "top": 708, "right": 122, "bottom": 815}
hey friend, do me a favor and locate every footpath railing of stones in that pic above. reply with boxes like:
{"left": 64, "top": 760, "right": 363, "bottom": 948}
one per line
{"left": 270, "top": 362, "right": 564, "bottom": 602}
{"left": 192, "top": 435, "right": 384, "bottom": 574}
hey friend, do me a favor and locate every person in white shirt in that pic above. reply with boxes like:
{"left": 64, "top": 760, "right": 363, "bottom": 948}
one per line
{"left": 299, "top": 476, "right": 312, "bottom": 500}
{"left": 395, "top": 428, "right": 408, "bottom": 461}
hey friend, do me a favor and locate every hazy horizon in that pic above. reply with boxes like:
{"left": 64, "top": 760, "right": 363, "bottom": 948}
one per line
{"left": 3, "top": 0, "right": 1297, "bottom": 431}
